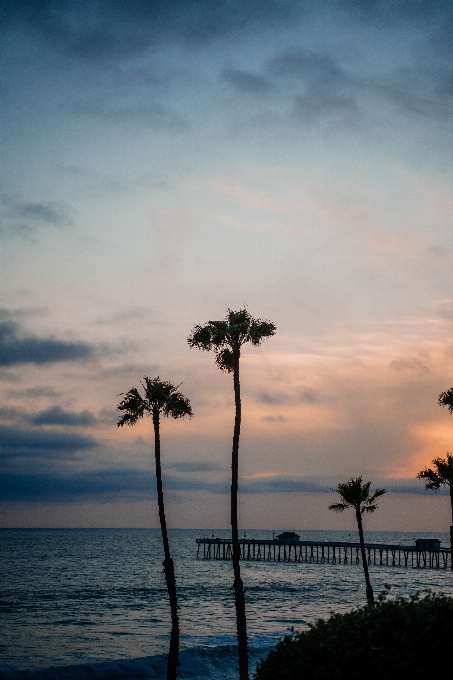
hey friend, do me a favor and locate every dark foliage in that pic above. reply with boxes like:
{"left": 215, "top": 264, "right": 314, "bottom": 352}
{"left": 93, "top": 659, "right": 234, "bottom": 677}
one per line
{"left": 439, "top": 388, "right": 453, "bottom": 413}
{"left": 117, "top": 376, "right": 193, "bottom": 426}
{"left": 329, "top": 477, "right": 386, "bottom": 515}
{"left": 188, "top": 307, "right": 276, "bottom": 372}
{"left": 417, "top": 453, "right": 453, "bottom": 491}
{"left": 254, "top": 592, "right": 453, "bottom": 680}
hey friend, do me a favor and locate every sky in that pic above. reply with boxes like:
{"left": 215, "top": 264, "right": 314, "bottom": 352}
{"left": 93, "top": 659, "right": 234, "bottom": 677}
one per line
{"left": 1, "top": 0, "right": 453, "bottom": 531}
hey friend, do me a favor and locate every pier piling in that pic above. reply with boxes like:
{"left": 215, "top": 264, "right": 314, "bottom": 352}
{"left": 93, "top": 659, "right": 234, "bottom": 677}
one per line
{"left": 196, "top": 537, "right": 451, "bottom": 570}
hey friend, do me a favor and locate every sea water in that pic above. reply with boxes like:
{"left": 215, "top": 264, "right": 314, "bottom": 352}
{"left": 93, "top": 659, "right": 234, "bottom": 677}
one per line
{"left": 1, "top": 528, "right": 452, "bottom": 679}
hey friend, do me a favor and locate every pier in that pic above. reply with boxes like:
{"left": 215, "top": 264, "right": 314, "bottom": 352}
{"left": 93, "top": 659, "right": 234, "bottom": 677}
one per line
{"left": 196, "top": 536, "right": 451, "bottom": 570}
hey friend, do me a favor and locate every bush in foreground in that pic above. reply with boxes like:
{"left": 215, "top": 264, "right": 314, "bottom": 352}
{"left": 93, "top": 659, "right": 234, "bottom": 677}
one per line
{"left": 254, "top": 591, "right": 453, "bottom": 680}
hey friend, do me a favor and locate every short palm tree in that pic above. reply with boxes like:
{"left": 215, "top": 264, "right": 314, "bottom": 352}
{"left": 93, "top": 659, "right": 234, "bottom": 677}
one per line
{"left": 188, "top": 308, "right": 276, "bottom": 680}
{"left": 329, "top": 477, "right": 386, "bottom": 606}
{"left": 117, "top": 377, "right": 192, "bottom": 680}
{"left": 417, "top": 453, "right": 453, "bottom": 570}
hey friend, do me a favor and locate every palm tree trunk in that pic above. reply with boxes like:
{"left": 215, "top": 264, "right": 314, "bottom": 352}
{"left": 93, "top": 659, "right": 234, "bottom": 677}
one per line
{"left": 449, "top": 482, "right": 453, "bottom": 569}
{"left": 356, "top": 510, "right": 374, "bottom": 606}
{"left": 231, "top": 349, "right": 249, "bottom": 680}
{"left": 153, "top": 410, "right": 180, "bottom": 680}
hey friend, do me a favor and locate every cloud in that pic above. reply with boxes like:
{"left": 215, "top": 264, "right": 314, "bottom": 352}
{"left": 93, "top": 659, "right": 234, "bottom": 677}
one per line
{"left": 0, "top": 467, "right": 149, "bottom": 502}
{"left": 298, "top": 388, "right": 320, "bottom": 404}
{"left": 31, "top": 407, "right": 96, "bottom": 427}
{"left": 339, "top": 0, "right": 451, "bottom": 28}
{"left": 256, "top": 391, "right": 290, "bottom": 405}
{"left": 0, "top": 462, "right": 442, "bottom": 503}
{"left": 0, "top": 467, "right": 225, "bottom": 502}
{"left": 71, "top": 101, "right": 188, "bottom": 132}
{"left": 96, "top": 306, "right": 164, "bottom": 327}
{"left": 438, "top": 300, "right": 453, "bottom": 321}
{"left": 0, "top": 194, "right": 75, "bottom": 238}
{"left": 1, "top": 0, "right": 300, "bottom": 59}
{"left": 256, "top": 388, "right": 319, "bottom": 405}
{"left": 0, "top": 317, "right": 94, "bottom": 366}
{"left": 7, "top": 386, "right": 59, "bottom": 398}
{"left": 377, "top": 64, "right": 453, "bottom": 123}
{"left": 167, "top": 460, "right": 224, "bottom": 472}
{"left": 240, "top": 475, "right": 329, "bottom": 494}
{"left": 265, "top": 48, "right": 362, "bottom": 125}
{"left": 222, "top": 34, "right": 452, "bottom": 131}
{"left": 383, "top": 479, "right": 448, "bottom": 495}
{"left": 0, "top": 425, "right": 99, "bottom": 460}
{"left": 390, "top": 358, "right": 429, "bottom": 374}
{"left": 222, "top": 68, "right": 273, "bottom": 95}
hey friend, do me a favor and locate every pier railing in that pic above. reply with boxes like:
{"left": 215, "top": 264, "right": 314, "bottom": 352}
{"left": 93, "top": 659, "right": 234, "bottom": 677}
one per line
{"left": 196, "top": 537, "right": 451, "bottom": 570}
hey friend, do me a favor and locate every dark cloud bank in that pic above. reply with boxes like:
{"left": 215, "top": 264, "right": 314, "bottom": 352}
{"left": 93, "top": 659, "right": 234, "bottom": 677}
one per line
{"left": 31, "top": 407, "right": 96, "bottom": 427}
{"left": 1, "top": 467, "right": 440, "bottom": 503}
{"left": 0, "top": 314, "right": 94, "bottom": 366}
{"left": 0, "top": 425, "right": 98, "bottom": 460}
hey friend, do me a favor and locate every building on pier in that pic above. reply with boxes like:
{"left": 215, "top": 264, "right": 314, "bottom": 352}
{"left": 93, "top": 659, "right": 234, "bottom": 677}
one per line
{"left": 276, "top": 532, "right": 300, "bottom": 543}
{"left": 415, "top": 538, "right": 441, "bottom": 551}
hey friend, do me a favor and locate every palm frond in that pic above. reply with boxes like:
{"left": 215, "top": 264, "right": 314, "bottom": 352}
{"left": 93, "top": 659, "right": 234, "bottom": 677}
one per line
{"left": 248, "top": 318, "right": 277, "bottom": 346}
{"left": 117, "top": 387, "right": 146, "bottom": 427}
{"left": 329, "top": 502, "right": 349, "bottom": 512}
{"left": 187, "top": 323, "right": 218, "bottom": 351}
{"left": 417, "top": 453, "right": 453, "bottom": 489}
{"left": 368, "top": 488, "right": 386, "bottom": 504}
{"left": 215, "top": 347, "right": 234, "bottom": 373}
{"left": 163, "top": 391, "right": 193, "bottom": 419}
{"left": 439, "top": 388, "right": 453, "bottom": 413}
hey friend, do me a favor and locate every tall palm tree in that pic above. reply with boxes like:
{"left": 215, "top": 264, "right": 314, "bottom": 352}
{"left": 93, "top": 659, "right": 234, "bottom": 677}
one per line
{"left": 329, "top": 477, "right": 386, "bottom": 606}
{"left": 188, "top": 308, "right": 276, "bottom": 680}
{"left": 417, "top": 453, "right": 453, "bottom": 570}
{"left": 117, "top": 377, "right": 192, "bottom": 680}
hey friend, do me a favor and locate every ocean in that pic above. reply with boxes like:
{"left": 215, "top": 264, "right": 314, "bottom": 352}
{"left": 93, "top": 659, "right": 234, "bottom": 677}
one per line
{"left": 1, "top": 528, "right": 452, "bottom": 679}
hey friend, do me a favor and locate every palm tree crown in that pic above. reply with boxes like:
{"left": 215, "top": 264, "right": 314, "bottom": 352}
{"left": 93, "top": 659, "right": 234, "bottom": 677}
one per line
{"left": 187, "top": 307, "right": 276, "bottom": 372}
{"left": 417, "top": 453, "right": 453, "bottom": 490}
{"left": 329, "top": 477, "right": 386, "bottom": 515}
{"left": 117, "top": 376, "right": 193, "bottom": 425}
{"left": 439, "top": 389, "right": 453, "bottom": 414}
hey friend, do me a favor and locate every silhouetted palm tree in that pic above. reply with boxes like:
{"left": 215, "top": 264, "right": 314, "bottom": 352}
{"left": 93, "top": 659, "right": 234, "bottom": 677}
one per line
{"left": 417, "top": 453, "right": 453, "bottom": 570}
{"left": 188, "top": 308, "right": 276, "bottom": 680}
{"left": 329, "top": 477, "right": 386, "bottom": 606}
{"left": 439, "top": 388, "right": 453, "bottom": 413}
{"left": 117, "top": 377, "right": 192, "bottom": 680}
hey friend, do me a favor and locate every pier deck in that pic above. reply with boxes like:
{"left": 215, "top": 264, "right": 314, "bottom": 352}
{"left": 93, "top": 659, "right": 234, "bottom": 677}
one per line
{"left": 196, "top": 537, "right": 451, "bottom": 570}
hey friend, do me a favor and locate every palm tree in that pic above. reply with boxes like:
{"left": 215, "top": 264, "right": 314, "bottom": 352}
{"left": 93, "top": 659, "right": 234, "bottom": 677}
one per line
{"left": 188, "top": 308, "right": 276, "bottom": 680}
{"left": 439, "top": 388, "right": 453, "bottom": 413}
{"left": 417, "top": 453, "right": 453, "bottom": 570}
{"left": 329, "top": 477, "right": 386, "bottom": 606}
{"left": 117, "top": 377, "right": 192, "bottom": 680}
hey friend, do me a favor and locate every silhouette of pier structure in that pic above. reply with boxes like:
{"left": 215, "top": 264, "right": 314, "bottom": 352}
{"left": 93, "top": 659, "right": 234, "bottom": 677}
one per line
{"left": 196, "top": 533, "right": 451, "bottom": 570}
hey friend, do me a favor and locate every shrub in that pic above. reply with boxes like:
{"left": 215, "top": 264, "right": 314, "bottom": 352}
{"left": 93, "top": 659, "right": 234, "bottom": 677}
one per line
{"left": 254, "top": 591, "right": 453, "bottom": 680}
